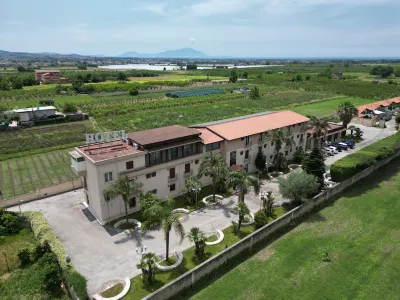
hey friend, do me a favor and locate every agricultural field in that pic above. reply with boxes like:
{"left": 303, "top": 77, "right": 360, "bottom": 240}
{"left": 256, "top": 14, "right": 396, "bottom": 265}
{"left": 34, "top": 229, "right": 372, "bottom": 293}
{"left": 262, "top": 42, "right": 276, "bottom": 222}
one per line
{"left": 0, "top": 148, "right": 77, "bottom": 200}
{"left": 192, "top": 159, "right": 400, "bottom": 300}
{"left": 289, "top": 96, "right": 376, "bottom": 117}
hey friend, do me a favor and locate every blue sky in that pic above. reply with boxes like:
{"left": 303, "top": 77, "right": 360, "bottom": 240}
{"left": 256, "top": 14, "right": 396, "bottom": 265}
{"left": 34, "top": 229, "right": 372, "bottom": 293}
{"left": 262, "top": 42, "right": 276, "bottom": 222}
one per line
{"left": 1, "top": 0, "right": 399, "bottom": 57}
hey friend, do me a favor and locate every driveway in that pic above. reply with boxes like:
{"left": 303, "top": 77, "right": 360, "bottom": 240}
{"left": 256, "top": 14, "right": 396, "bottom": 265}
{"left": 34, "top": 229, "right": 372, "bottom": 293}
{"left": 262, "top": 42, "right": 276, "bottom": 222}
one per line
{"left": 324, "top": 121, "right": 396, "bottom": 166}
{"left": 12, "top": 189, "right": 261, "bottom": 295}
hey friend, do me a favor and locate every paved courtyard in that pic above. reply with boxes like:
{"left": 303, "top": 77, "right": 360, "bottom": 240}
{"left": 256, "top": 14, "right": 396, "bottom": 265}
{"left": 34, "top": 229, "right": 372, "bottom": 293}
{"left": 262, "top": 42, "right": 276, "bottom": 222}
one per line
{"left": 10, "top": 122, "right": 397, "bottom": 296}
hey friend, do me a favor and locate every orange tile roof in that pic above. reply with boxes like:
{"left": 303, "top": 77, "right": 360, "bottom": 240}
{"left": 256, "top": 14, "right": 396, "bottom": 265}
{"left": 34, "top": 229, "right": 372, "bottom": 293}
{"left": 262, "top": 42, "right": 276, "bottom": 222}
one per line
{"left": 195, "top": 128, "right": 224, "bottom": 145}
{"left": 192, "top": 111, "right": 309, "bottom": 141}
{"left": 357, "top": 97, "right": 400, "bottom": 117}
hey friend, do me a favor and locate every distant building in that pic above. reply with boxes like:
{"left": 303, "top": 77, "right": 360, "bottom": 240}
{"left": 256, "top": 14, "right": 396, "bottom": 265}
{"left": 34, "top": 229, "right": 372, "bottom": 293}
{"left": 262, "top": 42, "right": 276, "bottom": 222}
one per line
{"left": 13, "top": 106, "right": 56, "bottom": 123}
{"left": 353, "top": 97, "right": 400, "bottom": 126}
{"left": 305, "top": 122, "right": 346, "bottom": 149}
{"left": 34, "top": 70, "right": 68, "bottom": 84}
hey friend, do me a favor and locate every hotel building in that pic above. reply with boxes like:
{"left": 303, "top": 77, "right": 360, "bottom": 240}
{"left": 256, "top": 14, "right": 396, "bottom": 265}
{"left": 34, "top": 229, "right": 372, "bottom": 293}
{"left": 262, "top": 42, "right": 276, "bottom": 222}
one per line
{"left": 70, "top": 111, "right": 309, "bottom": 224}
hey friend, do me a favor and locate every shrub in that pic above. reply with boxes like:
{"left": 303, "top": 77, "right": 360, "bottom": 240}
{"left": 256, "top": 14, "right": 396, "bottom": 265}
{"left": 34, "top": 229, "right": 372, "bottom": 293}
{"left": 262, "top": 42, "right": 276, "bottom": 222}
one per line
{"left": 395, "top": 114, "right": 400, "bottom": 125}
{"left": 18, "top": 248, "right": 31, "bottom": 265}
{"left": 24, "top": 211, "right": 87, "bottom": 299}
{"left": 0, "top": 209, "right": 23, "bottom": 235}
{"left": 331, "top": 133, "right": 400, "bottom": 182}
{"left": 33, "top": 241, "right": 52, "bottom": 261}
{"left": 36, "top": 252, "right": 62, "bottom": 293}
{"left": 254, "top": 210, "right": 268, "bottom": 228}
{"left": 62, "top": 103, "right": 78, "bottom": 113}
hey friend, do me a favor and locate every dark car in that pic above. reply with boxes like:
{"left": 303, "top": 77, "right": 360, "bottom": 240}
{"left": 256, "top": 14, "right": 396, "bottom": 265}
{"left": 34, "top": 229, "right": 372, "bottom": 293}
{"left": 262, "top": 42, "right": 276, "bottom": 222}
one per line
{"left": 344, "top": 140, "right": 355, "bottom": 149}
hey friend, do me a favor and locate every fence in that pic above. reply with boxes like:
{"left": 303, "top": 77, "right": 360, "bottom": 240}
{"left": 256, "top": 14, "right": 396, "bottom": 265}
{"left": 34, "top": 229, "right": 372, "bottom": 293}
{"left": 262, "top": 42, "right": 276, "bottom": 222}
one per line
{"left": 143, "top": 150, "right": 400, "bottom": 300}
{"left": 1, "top": 178, "right": 82, "bottom": 208}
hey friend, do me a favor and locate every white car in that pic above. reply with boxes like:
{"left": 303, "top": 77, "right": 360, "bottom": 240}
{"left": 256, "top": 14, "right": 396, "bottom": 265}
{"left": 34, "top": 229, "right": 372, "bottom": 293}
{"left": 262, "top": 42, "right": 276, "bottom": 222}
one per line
{"left": 323, "top": 147, "right": 334, "bottom": 156}
{"left": 338, "top": 142, "right": 349, "bottom": 150}
{"left": 328, "top": 146, "right": 338, "bottom": 154}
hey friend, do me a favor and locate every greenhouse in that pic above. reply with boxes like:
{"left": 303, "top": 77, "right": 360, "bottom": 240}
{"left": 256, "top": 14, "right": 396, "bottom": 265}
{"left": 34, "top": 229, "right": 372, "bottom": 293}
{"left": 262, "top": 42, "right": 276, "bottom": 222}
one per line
{"left": 165, "top": 88, "right": 225, "bottom": 98}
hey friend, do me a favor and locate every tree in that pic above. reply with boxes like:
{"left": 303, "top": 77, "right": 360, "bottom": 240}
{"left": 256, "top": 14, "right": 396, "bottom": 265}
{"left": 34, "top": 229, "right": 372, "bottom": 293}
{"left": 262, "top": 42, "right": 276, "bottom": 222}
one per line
{"left": 185, "top": 176, "right": 201, "bottom": 207}
{"left": 11, "top": 78, "right": 23, "bottom": 89}
{"left": 261, "top": 191, "right": 274, "bottom": 217}
{"left": 186, "top": 64, "right": 197, "bottom": 70}
{"left": 278, "top": 171, "right": 319, "bottom": 205}
{"left": 296, "top": 75, "right": 303, "bottom": 81}
{"left": 242, "top": 71, "right": 248, "bottom": 79}
{"left": 370, "top": 66, "right": 394, "bottom": 78}
{"left": 77, "top": 63, "right": 87, "bottom": 70}
{"left": 142, "top": 197, "right": 185, "bottom": 261}
{"left": 17, "top": 65, "right": 26, "bottom": 72}
{"left": 305, "top": 75, "right": 311, "bottom": 81}
{"left": 137, "top": 252, "right": 158, "bottom": 286}
{"left": 232, "top": 202, "right": 250, "bottom": 232}
{"left": 395, "top": 68, "right": 400, "bottom": 77}
{"left": 129, "top": 88, "right": 139, "bottom": 96}
{"left": 292, "top": 147, "right": 304, "bottom": 164}
{"left": 254, "top": 151, "right": 267, "bottom": 171}
{"left": 226, "top": 170, "right": 260, "bottom": 203}
{"left": 36, "top": 252, "right": 62, "bottom": 293}
{"left": 309, "top": 116, "right": 330, "bottom": 148}
{"left": 336, "top": 101, "right": 358, "bottom": 128}
{"left": 264, "top": 129, "right": 294, "bottom": 170}
{"left": 249, "top": 86, "right": 260, "bottom": 100}
{"left": 103, "top": 176, "right": 143, "bottom": 224}
{"left": 229, "top": 69, "right": 238, "bottom": 83}
{"left": 187, "top": 227, "right": 206, "bottom": 258}
{"left": 302, "top": 148, "right": 325, "bottom": 188}
{"left": 198, "top": 152, "right": 228, "bottom": 203}
{"left": 254, "top": 210, "right": 268, "bottom": 228}
{"left": 117, "top": 72, "right": 127, "bottom": 81}
{"left": 62, "top": 103, "right": 78, "bottom": 113}
{"left": 72, "top": 80, "right": 84, "bottom": 92}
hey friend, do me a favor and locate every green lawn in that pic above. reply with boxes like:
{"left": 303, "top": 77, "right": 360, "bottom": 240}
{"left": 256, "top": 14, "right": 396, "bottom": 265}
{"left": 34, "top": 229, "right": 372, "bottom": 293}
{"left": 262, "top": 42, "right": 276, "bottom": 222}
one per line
{"left": 192, "top": 159, "right": 400, "bottom": 300}
{"left": 104, "top": 206, "right": 287, "bottom": 300}
{"left": 0, "top": 228, "right": 38, "bottom": 274}
{"left": 290, "top": 96, "right": 376, "bottom": 117}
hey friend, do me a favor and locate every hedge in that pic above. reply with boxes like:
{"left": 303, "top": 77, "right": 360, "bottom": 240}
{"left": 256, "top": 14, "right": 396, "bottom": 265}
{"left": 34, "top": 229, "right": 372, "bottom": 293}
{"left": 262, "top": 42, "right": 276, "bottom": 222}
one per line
{"left": 331, "top": 132, "right": 400, "bottom": 182}
{"left": 24, "top": 211, "right": 88, "bottom": 299}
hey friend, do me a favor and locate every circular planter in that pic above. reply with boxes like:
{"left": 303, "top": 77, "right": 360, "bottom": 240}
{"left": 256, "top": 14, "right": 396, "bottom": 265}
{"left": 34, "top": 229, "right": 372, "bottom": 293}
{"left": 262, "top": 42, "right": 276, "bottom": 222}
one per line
{"left": 288, "top": 164, "right": 302, "bottom": 170}
{"left": 113, "top": 219, "right": 141, "bottom": 230}
{"left": 205, "top": 229, "right": 224, "bottom": 246}
{"left": 172, "top": 208, "right": 190, "bottom": 222}
{"left": 234, "top": 212, "right": 255, "bottom": 226}
{"left": 202, "top": 194, "right": 224, "bottom": 206}
{"left": 93, "top": 277, "right": 130, "bottom": 300}
{"left": 155, "top": 252, "right": 183, "bottom": 271}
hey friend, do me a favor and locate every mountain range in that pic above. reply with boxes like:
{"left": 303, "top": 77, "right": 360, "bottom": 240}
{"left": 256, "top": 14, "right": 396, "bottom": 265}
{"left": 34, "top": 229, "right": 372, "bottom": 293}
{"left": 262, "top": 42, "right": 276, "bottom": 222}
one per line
{"left": 117, "top": 48, "right": 209, "bottom": 58}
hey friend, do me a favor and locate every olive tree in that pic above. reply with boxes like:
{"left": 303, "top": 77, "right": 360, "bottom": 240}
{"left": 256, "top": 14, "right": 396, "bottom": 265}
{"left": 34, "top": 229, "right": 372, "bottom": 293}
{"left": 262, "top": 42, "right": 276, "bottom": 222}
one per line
{"left": 278, "top": 171, "right": 319, "bottom": 205}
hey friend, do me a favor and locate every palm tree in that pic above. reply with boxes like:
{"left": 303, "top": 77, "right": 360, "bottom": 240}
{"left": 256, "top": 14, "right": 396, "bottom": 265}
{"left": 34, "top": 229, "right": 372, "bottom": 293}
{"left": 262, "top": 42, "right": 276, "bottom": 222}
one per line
{"left": 264, "top": 129, "right": 294, "bottom": 170}
{"left": 103, "top": 176, "right": 143, "bottom": 224}
{"left": 232, "top": 202, "right": 250, "bottom": 232}
{"left": 309, "top": 116, "right": 330, "bottom": 148}
{"left": 142, "top": 197, "right": 185, "bottom": 261}
{"left": 136, "top": 252, "right": 158, "bottom": 286}
{"left": 187, "top": 227, "right": 206, "bottom": 258}
{"left": 336, "top": 101, "right": 358, "bottom": 128}
{"left": 185, "top": 176, "right": 202, "bottom": 208}
{"left": 226, "top": 170, "right": 261, "bottom": 203}
{"left": 198, "top": 152, "right": 228, "bottom": 203}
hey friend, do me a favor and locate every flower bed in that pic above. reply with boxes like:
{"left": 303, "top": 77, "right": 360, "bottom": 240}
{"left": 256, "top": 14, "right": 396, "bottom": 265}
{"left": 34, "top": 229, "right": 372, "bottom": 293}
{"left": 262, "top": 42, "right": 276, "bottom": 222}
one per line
{"left": 155, "top": 252, "right": 183, "bottom": 271}
{"left": 113, "top": 219, "right": 141, "bottom": 230}
{"left": 201, "top": 195, "right": 224, "bottom": 206}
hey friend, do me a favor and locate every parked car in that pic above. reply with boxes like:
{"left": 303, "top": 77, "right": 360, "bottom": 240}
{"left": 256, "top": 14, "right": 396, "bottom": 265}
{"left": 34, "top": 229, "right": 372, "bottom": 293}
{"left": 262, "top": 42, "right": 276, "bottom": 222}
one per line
{"left": 329, "top": 143, "right": 343, "bottom": 151}
{"left": 328, "top": 146, "right": 339, "bottom": 154}
{"left": 344, "top": 140, "right": 355, "bottom": 149}
{"left": 323, "top": 147, "right": 335, "bottom": 156}
{"left": 338, "top": 142, "right": 349, "bottom": 150}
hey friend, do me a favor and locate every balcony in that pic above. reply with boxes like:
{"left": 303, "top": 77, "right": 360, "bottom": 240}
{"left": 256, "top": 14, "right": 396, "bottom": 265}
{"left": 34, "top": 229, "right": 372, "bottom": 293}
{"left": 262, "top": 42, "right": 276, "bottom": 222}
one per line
{"left": 245, "top": 141, "right": 252, "bottom": 148}
{"left": 184, "top": 170, "right": 193, "bottom": 178}
{"left": 168, "top": 174, "right": 178, "bottom": 183}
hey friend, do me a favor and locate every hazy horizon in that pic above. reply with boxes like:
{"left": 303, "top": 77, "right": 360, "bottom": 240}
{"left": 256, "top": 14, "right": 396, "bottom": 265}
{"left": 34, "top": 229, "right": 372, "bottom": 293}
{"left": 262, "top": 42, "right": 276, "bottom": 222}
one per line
{"left": 1, "top": 0, "right": 400, "bottom": 58}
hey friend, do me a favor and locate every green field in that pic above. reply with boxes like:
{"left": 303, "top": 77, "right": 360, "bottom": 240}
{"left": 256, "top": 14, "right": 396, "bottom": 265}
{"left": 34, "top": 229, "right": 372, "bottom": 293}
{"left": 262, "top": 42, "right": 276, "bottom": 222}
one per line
{"left": 0, "top": 149, "right": 77, "bottom": 200}
{"left": 192, "top": 159, "right": 400, "bottom": 300}
{"left": 289, "top": 96, "right": 376, "bottom": 117}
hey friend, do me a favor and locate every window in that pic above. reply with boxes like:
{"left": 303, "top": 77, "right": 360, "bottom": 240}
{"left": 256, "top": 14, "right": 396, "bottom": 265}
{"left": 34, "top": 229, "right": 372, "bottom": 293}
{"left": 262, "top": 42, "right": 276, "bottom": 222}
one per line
{"left": 195, "top": 159, "right": 199, "bottom": 164}
{"left": 271, "top": 142, "right": 274, "bottom": 146}
{"left": 206, "top": 142, "right": 221, "bottom": 152}
{"left": 170, "top": 184, "right": 176, "bottom": 192}
{"left": 185, "top": 163, "right": 190, "bottom": 173}
{"left": 183, "top": 144, "right": 193, "bottom": 157}
{"left": 168, "top": 147, "right": 178, "bottom": 160}
{"left": 126, "top": 161, "right": 134, "bottom": 170}
{"left": 104, "top": 172, "right": 113, "bottom": 183}
{"left": 285, "top": 151, "right": 288, "bottom": 156}
{"left": 129, "top": 197, "right": 136, "bottom": 208}
{"left": 245, "top": 136, "right": 250, "bottom": 146}
{"left": 149, "top": 189, "right": 157, "bottom": 194}
{"left": 146, "top": 173, "right": 151, "bottom": 179}
{"left": 169, "top": 167, "right": 176, "bottom": 179}
{"left": 270, "top": 155, "right": 273, "bottom": 159}
{"left": 152, "top": 172, "right": 156, "bottom": 177}
{"left": 206, "top": 144, "right": 213, "bottom": 152}
{"left": 258, "top": 146, "right": 262, "bottom": 153}
{"left": 297, "top": 134, "right": 299, "bottom": 138}
{"left": 264, "top": 144, "right": 267, "bottom": 148}
{"left": 150, "top": 151, "right": 162, "bottom": 164}
{"left": 290, "top": 148, "right": 293, "bottom": 152}
{"left": 240, "top": 151, "right": 243, "bottom": 155}
{"left": 245, "top": 150, "right": 249, "bottom": 159}
{"left": 259, "top": 133, "right": 263, "bottom": 141}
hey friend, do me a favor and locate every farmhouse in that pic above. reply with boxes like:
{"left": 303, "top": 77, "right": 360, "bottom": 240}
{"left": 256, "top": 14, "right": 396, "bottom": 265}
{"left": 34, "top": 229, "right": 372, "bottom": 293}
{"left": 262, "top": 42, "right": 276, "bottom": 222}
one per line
{"left": 353, "top": 97, "right": 400, "bottom": 126}
{"left": 34, "top": 69, "right": 68, "bottom": 83}
{"left": 70, "top": 111, "right": 309, "bottom": 224}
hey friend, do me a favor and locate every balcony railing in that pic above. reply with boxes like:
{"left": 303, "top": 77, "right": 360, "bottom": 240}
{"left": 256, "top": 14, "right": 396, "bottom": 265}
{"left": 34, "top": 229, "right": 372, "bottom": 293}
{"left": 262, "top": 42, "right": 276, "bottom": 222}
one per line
{"left": 184, "top": 170, "right": 193, "bottom": 178}
{"left": 168, "top": 174, "right": 178, "bottom": 183}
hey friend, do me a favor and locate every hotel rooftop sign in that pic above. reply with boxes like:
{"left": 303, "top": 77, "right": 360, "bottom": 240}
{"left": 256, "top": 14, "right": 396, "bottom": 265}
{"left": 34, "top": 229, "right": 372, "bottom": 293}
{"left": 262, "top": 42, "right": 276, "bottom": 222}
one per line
{"left": 85, "top": 130, "right": 126, "bottom": 144}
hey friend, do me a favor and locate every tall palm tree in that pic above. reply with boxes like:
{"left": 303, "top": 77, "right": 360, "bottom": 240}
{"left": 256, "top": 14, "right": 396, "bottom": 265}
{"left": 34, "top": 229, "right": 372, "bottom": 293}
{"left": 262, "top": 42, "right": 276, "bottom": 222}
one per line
{"left": 232, "top": 202, "right": 250, "bottom": 232}
{"left": 187, "top": 227, "right": 206, "bottom": 258}
{"left": 336, "top": 101, "right": 358, "bottom": 128}
{"left": 142, "top": 197, "right": 185, "bottom": 261}
{"left": 309, "top": 116, "right": 330, "bottom": 148}
{"left": 136, "top": 252, "right": 158, "bottom": 286}
{"left": 103, "top": 176, "right": 143, "bottom": 224}
{"left": 226, "top": 170, "right": 261, "bottom": 203}
{"left": 185, "top": 176, "right": 202, "bottom": 208}
{"left": 198, "top": 152, "right": 228, "bottom": 203}
{"left": 264, "top": 129, "right": 294, "bottom": 170}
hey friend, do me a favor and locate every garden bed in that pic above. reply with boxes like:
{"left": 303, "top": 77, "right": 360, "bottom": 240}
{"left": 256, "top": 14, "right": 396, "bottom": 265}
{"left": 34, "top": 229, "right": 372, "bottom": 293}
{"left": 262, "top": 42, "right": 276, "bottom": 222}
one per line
{"left": 202, "top": 195, "right": 224, "bottom": 206}
{"left": 113, "top": 219, "right": 141, "bottom": 230}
